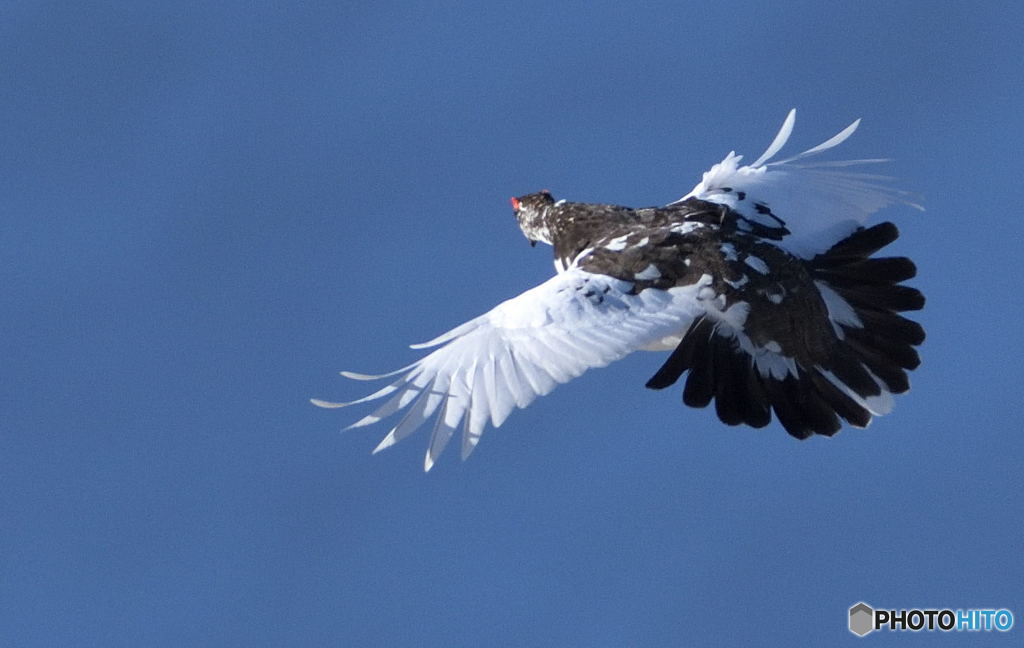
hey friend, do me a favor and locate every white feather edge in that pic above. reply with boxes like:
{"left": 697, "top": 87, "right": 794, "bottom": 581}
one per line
{"left": 749, "top": 108, "right": 796, "bottom": 167}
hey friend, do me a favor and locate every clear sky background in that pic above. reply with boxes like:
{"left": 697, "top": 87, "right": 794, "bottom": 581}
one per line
{"left": 2, "top": 1, "right": 1022, "bottom": 646}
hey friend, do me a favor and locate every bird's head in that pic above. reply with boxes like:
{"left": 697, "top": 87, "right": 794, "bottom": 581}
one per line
{"left": 510, "top": 190, "right": 556, "bottom": 247}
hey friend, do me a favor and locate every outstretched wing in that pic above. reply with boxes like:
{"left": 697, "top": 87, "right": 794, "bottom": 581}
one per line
{"left": 312, "top": 268, "right": 710, "bottom": 471}
{"left": 674, "top": 109, "right": 921, "bottom": 258}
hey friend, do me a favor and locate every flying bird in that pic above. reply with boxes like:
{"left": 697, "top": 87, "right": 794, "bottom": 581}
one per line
{"left": 313, "top": 110, "right": 925, "bottom": 471}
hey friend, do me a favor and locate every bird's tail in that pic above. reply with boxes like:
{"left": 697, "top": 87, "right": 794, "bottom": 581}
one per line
{"left": 646, "top": 222, "right": 924, "bottom": 438}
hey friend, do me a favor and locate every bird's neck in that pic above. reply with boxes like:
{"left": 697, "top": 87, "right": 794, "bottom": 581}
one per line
{"left": 542, "top": 201, "right": 638, "bottom": 269}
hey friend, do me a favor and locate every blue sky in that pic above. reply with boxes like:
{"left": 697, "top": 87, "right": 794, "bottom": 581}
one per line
{"left": 2, "top": 1, "right": 1022, "bottom": 645}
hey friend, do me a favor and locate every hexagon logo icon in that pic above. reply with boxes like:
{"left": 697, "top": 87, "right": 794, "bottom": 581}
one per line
{"left": 849, "top": 602, "right": 874, "bottom": 637}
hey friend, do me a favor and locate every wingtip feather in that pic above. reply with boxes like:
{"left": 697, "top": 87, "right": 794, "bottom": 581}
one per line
{"left": 372, "top": 429, "right": 397, "bottom": 454}
{"left": 339, "top": 362, "right": 416, "bottom": 380}
{"left": 346, "top": 414, "right": 384, "bottom": 429}
{"left": 310, "top": 398, "right": 346, "bottom": 409}
{"left": 750, "top": 108, "right": 796, "bottom": 168}
{"left": 774, "top": 117, "right": 861, "bottom": 164}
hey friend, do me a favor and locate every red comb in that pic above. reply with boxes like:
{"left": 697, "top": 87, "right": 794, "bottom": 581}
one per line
{"left": 510, "top": 197, "right": 520, "bottom": 210}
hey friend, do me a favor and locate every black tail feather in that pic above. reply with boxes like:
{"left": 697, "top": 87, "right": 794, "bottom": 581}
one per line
{"left": 842, "top": 325, "right": 921, "bottom": 370}
{"left": 843, "top": 334, "right": 911, "bottom": 393}
{"left": 739, "top": 361, "right": 772, "bottom": 428}
{"left": 833, "top": 283, "right": 925, "bottom": 313}
{"left": 644, "top": 317, "right": 708, "bottom": 389}
{"left": 815, "top": 257, "right": 917, "bottom": 286}
{"left": 682, "top": 333, "right": 715, "bottom": 408}
{"left": 712, "top": 334, "right": 748, "bottom": 426}
{"left": 762, "top": 373, "right": 842, "bottom": 439}
{"left": 852, "top": 308, "right": 925, "bottom": 346}
{"left": 809, "top": 372, "right": 872, "bottom": 428}
{"left": 812, "top": 222, "right": 899, "bottom": 264}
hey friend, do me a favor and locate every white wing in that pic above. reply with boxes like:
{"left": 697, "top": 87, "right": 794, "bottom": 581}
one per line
{"left": 674, "top": 109, "right": 921, "bottom": 258}
{"left": 312, "top": 268, "right": 713, "bottom": 471}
